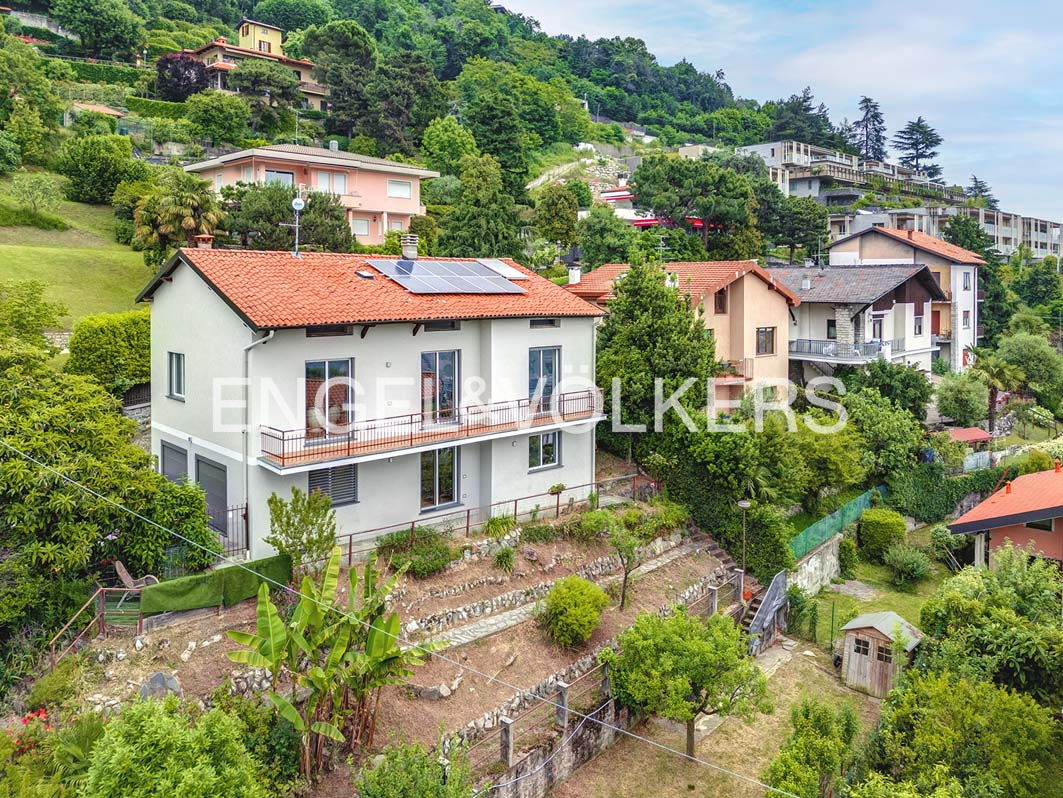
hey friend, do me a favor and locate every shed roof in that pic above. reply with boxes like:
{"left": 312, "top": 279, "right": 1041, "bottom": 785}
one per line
{"left": 948, "top": 427, "right": 993, "bottom": 444}
{"left": 842, "top": 611, "right": 922, "bottom": 651}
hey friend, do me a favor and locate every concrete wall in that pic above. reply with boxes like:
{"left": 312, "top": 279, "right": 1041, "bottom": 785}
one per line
{"left": 988, "top": 517, "right": 1063, "bottom": 561}
{"left": 792, "top": 534, "right": 841, "bottom": 593}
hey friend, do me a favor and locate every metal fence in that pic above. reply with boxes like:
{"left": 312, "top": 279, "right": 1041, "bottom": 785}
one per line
{"left": 789, "top": 486, "right": 886, "bottom": 560}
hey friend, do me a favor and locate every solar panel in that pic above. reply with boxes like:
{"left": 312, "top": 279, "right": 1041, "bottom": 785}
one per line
{"left": 366, "top": 259, "right": 527, "bottom": 295}
{"left": 477, "top": 258, "right": 529, "bottom": 280}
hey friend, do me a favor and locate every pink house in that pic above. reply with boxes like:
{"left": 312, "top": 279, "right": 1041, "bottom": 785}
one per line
{"left": 184, "top": 144, "right": 439, "bottom": 245}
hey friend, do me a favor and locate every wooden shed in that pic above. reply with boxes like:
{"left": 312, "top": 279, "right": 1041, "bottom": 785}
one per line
{"left": 839, "top": 611, "right": 922, "bottom": 698}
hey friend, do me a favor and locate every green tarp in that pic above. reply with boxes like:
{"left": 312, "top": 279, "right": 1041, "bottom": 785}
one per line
{"left": 141, "top": 554, "right": 291, "bottom": 615}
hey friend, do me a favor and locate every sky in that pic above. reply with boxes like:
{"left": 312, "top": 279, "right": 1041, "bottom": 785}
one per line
{"left": 503, "top": 0, "right": 1063, "bottom": 222}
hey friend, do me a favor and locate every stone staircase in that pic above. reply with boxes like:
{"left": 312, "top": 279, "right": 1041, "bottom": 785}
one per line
{"left": 688, "top": 527, "right": 765, "bottom": 624}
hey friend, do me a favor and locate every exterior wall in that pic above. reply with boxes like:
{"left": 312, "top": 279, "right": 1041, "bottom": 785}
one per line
{"left": 791, "top": 534, "right": 841, "bottom": 593}
{"left": 789, "top": 302, "right": 836, "bottom": 342}
{"left": 988, "top": 517, "right": 1063, "bottom": 561}
{"left": 841, "top": 627, "right": 901, "bottom": 698}
{"left": 238, "top": 21, "right": 283, "bottom": 53}
{"left": 195, "top": 155, "right": 425, "bottom": 244}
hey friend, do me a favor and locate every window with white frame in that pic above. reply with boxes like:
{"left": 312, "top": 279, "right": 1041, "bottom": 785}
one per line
{"left": 308, "top": 464, "right": 358, "bottom": 506}
{"left": 351, "top": 218, "right": 370, "bottom": 237}
{"left": 388, "top": 219, "right": 405, "bottom": 231}
{"left": 914, "top": 316, "right": 924, "bottom": 336}
{"left": 963, "top": 310, "right": 971, "bottom": 328}
{"left": 529, "top": 432, "right": 560, "bottom": 470}
{"left": 167, "top": 352, "right": 185, "bottom": 399}
{"left": 963, "top": 271, "right": 972, "bottom": 291}
{"left": 387, "top": 179, "right": 412, "bottom": 199}
{"left": 420, "top": 447, "right": 457, "bottom": 509}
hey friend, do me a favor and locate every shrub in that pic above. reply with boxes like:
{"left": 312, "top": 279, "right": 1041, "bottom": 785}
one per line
{"left": 838, "top": 537, "right": 858, "bottom": 579}
{"left": 0, "top": 201, "right": 68, "bottom": 230}
{"left": 883, "top": 543, "right": 931, "bottom": 586}
{"left": 484, "top": 514, "right": 517, "bottom": 540}
{"left": 928, "top": 524, "right": 964, "bottom": 564}
{"left": 1018, "top": 449, "right": 1054, "bottom": 475}
{"left": 538, "top": 575, "right": 608, "bottom": 647}
{"left": 620, "top": 507, "right": 646, "bottom": 529}
{"left": 644, "top": 499, "right": 688, "bottom": 536}
{"left": 376, "top": 526, "right": 456, "bottom": 579}
{"left": 519, "top": 523, "right": 558, "bottom": 544}
{"left": 125, "top": 96, "right": 187, "bottom": 120}
{"left": 0, "top": 131, "right": 21, "bottom": 174}
{"left": 354, "top": 741, "right": 475, "bottom": 798}
{"left": 58, "top": 134, "right": 150, "bottom": 204}
{"left": 931, "top": 357, "right": 951, "bottom": 376}
{"left": 587, "top": 490, "right": 599, "bottom": 510}
{"left": 264, "top": 486, "right": 337, "bottom": 574}
{"left": 578, "top": 509, "right": 619, "bottom": 541}
{"left": 26, "top": 654, "right": 83, "bottom": 709}
{"left": 858, "top": 508, "right": 907, "bottom": 562}
{"left": 888, "top": 462, "right": 1016, "bottom": 523}
{"left": 209, "top": 690, "right": 300, "bottom": 796}
{"left": 494, "top": 546, "right": 515, "bottom": 574}
{"left": 65, "top": 308, "right": 150, "bottom": 395}
{"left": 114, "top": 217, "right": 134, "bottom": 244}
{"left": 68, "top": 61, "right": 143, "bottom": 86}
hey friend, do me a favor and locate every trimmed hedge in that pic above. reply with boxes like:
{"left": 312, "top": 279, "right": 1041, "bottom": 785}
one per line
{"left": 65, "top": 307, "right": 150, "bottom": 395}
{"left": 140, "top": 554, "right": 291, "bottom": 615}
{"left": 857, "top": 508, "right": 907, "bottom": 562}
{"left": 887, "top": 462, "right": 1018, "bottom": 523}
{"left": 125, "top": 95, "right": 187, "bottom": 120}
{"left": 66, "top": 60, "right": 145, "bottom": 86}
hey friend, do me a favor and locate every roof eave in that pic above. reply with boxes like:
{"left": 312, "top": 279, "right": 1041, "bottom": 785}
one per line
{"left": 949, "top": 506, "right": 1063, "bottom": 536}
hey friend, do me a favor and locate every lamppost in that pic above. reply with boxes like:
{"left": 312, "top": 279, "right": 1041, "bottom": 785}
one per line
{"left": 737, "top": 499, "right": 751, "bottom": 599}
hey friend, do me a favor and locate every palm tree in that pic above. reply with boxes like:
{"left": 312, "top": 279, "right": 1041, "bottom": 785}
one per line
{"left": 968, "top": 348, "right": 1025, "bottom": 433}
{"left": 133, "top": 170, "right": 225, "bottom": 262}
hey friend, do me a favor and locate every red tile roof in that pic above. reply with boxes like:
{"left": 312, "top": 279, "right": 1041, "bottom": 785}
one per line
{"left": 565, "top": 260, "right": 800, "bottom": 306}
{"left": 183, "top": 38, "right": 316, "bottom": 68}
{"left": 139, "top": 249, "right": 604, "bottom": 329}
{"left": 948, "top": 427, "right": 993, "bottom": 444}
{"left": 835, "top": 227, "right": 986, "bottom": 265}
{"left": 948, "top": 463, "right": 1063, "bottom": 534}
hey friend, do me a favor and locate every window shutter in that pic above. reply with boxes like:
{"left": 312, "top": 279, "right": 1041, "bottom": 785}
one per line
{"left": 309, "top": 465, "right": 358, "bottom": 506}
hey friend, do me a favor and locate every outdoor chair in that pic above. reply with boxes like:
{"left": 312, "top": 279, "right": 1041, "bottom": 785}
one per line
{"left": 114, "top": 560, "right": 159, "bottom": 608}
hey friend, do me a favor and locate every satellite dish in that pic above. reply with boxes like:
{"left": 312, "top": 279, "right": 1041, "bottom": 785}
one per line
{"left": 292, "top": 197, "right": 305, "bottom": 212}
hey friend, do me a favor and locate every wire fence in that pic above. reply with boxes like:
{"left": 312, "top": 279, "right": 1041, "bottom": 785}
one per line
{"left": 788, "top": 486, "right": 886, "bottom": 560}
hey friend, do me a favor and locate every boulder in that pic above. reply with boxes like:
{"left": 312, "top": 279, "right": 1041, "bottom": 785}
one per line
{"left": 140, "top": 671, "right": 182, "bottom": 700}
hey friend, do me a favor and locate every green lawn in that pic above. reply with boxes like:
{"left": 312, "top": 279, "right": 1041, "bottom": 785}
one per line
{"left": 807, "top": 559, "right": 948, "bottom": 652}
{"left": 788, "top": 486, "right": 868, "bottom": 535}
{"left": 0, "top": 180, "right": 147, "bottom": 329}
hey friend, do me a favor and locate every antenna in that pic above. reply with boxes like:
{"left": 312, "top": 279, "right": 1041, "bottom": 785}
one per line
{"left": 281, "top": 193, "right": 305, "bottom": 257}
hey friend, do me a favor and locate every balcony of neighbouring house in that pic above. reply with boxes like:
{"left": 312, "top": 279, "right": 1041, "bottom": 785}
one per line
{"left": 716, "top": 358, "right": 754, "bottom": 385}
{"left": 259, "top": 389, "right": 604, "bottom": 470}
{"left": 788, "top": 338, "right": 886, "bottom": 363}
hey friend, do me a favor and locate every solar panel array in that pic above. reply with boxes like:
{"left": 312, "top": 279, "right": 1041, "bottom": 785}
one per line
{"left": 366, "top": 259, "right": 528, "bottom": 295}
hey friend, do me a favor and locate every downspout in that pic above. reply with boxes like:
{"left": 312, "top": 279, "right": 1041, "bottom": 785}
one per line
{"left": 243, "top": 329, "right": 275, "bottom": 512}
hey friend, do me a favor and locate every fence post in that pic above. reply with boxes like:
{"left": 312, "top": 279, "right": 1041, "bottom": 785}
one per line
{"left": 465, "top": 509, "right": 471, "bottom": 538}
{"left": 555, "top": 681, "right": 570, "bottom": 729}
{"left": 499, "top": 716, "right": 514, "bottom": 768}
{"left": 97, "top": 590, "right": 106, "bottom": 635}
{"left": 347, "top": 536, "right": 353, "bottom": 566}
{"left": 708, "top": 585, "right": 718, "bottom": 616}
{"left": 555, "top": 492, "right": 561, "bottom": 518}
{"left": 600, "top": 663, "right": 612, "bottom": 698}
{"left": 409, "top": 521, "right": 416, "bottom": 549}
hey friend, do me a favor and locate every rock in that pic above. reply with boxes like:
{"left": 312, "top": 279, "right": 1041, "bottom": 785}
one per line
{"left": 141, "top": 671, "right": 182, "bottom": 700}
{"left": 134, "top": 636, "right": 147, "bottom": 652}
{"left": 157, "top": 638, "right": 170, "bottom": 650}
{"left": 438, "top": 684, "right": 451, "bottom": 698}
{"left": 200, "top": 633, "right": 222, "bottom": 648}
{"left": 96, "top": 651, "right": 110, "bottom": 664}
{"left": 522, "top": 546, "right": 539, "bottom": 564}
{"left": 179, "top": 641, "right": 196, "bottom": 662}
{"left": 104, "top": 669, "right": 115, "bottom": 680}
{"left": 114, "top": 649, "right": 127, "bottom": 661}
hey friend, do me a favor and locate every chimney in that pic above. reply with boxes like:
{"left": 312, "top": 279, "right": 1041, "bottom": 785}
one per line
{"left": 567, "top": 265, "right": 582, "bottom": 285}
{"left": 1055, "top": 459, "right": 1061, "bottom": 473}
{"left": 1005, "top": 480, "right": 1012, "bottom": 494}
{"left": 193, "top": 234, "right": 214, "bottom": 249}
{"left": 400, "top": 233, "right": 418, "bottom": 260}
{"left": 907, "top": 230, "right": 914, "bottom": 240}
{"left": 801, "top": 276, "right": 812, "bottom": 291}
{"left": 328, "top": 139, "right": 339, "bottom": 152}
{"left": 216, "top": 36, "right": 226, "bottom": 44}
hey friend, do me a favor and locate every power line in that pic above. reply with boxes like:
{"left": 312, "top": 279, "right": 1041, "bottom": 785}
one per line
{"left": 0, "top": 437, "right": 798, "bottom": 798}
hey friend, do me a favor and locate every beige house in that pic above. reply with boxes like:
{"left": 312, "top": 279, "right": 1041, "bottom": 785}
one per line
{"left": 566, "top": 261, "right": 800, "bottom": 401}
{"left": 828, "top": 227, "right": 984, "bottom": 370}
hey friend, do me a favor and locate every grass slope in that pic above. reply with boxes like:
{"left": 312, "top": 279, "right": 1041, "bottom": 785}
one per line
{"left": 0, "top": 185, "right": 146, "bottom": 329}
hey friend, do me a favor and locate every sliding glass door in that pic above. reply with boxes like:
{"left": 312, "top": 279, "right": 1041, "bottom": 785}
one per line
{"left": 305, "top": 358, "right": 352, "bottom": 438}
{"left": 421, "top": 350, "right": 458, "bottom": 423}
{"left": 529, "top": 347, "right": 560, "bottom": 413}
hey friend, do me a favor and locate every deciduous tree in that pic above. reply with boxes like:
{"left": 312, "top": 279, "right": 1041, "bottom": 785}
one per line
{"left": 437, "top": 154, "right": 522, "bottom": 258}
{"left": 185, "top": 90, "right": 250, "bottom": 145}
{"left": 838, "top": 359, "right": 933, "bottom": 421}
{"left": 421, "top": 115, "right": 478, "bottom": 176}
{"left": 58, "top": 134, "right": 150, "bottom": 204}
{"left": 576, "top": 203, "right": 635, "bottom": 269}
{"left": 763, "top": 699, "right": 858, "bottom": 798}
{"left": 52, "top": 0, "right": 145, "bottom": 59}
{"left": 935, "top": 372, "right": 988, "bottom": 427}
{"left": 155, "top": 53, "right": 208, "bottom": 102}
{"left": 252, "top": 0, "right": 331, "bottom": 32}
{"left": 533, "top": 182, "right": 578, "bottom": 253}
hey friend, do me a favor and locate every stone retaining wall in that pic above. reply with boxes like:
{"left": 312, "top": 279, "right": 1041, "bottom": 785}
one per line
{"left": 791, "top": 534, "right": 841, "bottom": 594}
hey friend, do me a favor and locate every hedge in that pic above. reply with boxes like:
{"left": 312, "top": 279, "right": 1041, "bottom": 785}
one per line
{"left": 857, "top": 508, "right": 907, "bottom": 562}
{"left": 66, "top": 60, "right": 145, "bottom": 86}
{"left": 140, "top": 553, "right": 291, "bottom": 615}
{"left": 65, "top": 307, "right": 150, "bottom": 395}
{"left": 125, "top": 95, "right": 187, "bottom": 120}
{"left": 887, "top": 462, "right": 1019, "bottom": 523}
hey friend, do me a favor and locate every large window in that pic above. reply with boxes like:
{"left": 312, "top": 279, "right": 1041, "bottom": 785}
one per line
{"left": 529, "top": 432, "right": 560, "bottom": 470}
{"left": 264, "top": 170, "right": 294, "bottom": 186}
{"left": 167, "top": 352, "right": 185, "bottom": 399}
{"left": 160, "top": 442, "right": 188, "bottom": 483}
{"left": 305, "top": 359, "right": 352, "bottom": 437}
{"left": 387, "top": 179, "right": 412, "bottom": 199}
{"left": 714, "top": 288, "right": 728, "bottom": 314}
{"left": 871, "top": 317, "right": 884, "bottom": 340}
{"left": 755, "top": 327, "right": 776, "bottom": 355}
{"left": 309, "top": 464, "right": 358, "bottom": 506}
{"left": 826, "top": 319, "right": 837, "bottom": 340}
{"left": 315, "top": 171, "right": 347, "bottom": 195}
{"left": 421, "top": 350, "right": 458, "bottom": 422}
{"left": 351, "top": 217, "right": 370, "bottom": 237}
{"left": 420, "top": 447, "right": 457, "bottom": 509}
{"left": 529, "top": 347, "right": 560, "bottom": 412}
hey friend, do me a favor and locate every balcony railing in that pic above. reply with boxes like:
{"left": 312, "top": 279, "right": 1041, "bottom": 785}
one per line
{"left": 788, "top": 338, "right": 885, "bottom": 361}
{"left": 260, "top": 389, "right": 603, "bottom": 468}
{"left": 717, "top": 358, "right": 754, "bottom": 382}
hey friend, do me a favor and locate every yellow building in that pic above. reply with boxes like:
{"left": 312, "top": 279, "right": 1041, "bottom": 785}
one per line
{"left": 238, "top": 18, "right": 283, "bottom": 54}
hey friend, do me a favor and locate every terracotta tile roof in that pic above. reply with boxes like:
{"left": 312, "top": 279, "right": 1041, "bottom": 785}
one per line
{"left": 766, "top": 264, "right": 948, "bottom": 304}
{"left": 183, "top": 38, "right": 316, "bottom": 68}
{"left": 139, "top": 249, "right": 604, "bottom": 329}
{"left": 565, "top": 261, "right": 800, "bottom": 307}
{"left": 948, "top": 427, "right": 993, "bottom": 444}
{"left": 948, "top": 463, "right": 1063, "bottom": 535}
{"left": 834, "top": 226, "right": 986, "bottom": 265}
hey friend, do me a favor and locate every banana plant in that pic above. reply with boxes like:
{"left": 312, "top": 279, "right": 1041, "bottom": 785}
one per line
{"left": 226, "top": 581, "right": 288, "bottom": 690}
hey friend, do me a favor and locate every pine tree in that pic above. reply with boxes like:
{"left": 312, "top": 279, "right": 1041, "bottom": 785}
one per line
{"left": 965, "top": 175, "right": 999, "bottom": 210}
{"left": 437, "top": 154, "right": 522, "bottom": 259}
{"left": 851, "top": 96, "right": 887, "bottom": 161}
{"left": 891, "top": 116, "right": 944, "bottom": 178}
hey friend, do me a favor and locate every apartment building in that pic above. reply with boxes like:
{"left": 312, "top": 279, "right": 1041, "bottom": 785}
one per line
{"left": 827, "top": 227, "right": 983, "bottom": 370}
{"left": 736, "top": 140, "right": 965, "bottom": 205}
{"left": 829, "top": 206, "right": 1062, "bottom": 259}
{"left": 184, "top": 144, "right": 438, "bottom": 244}
{"left": 566, "top": 260, "right": 799, "bottom": 401}
{"left": 137, "top": 239, "right": 605, "bottom": 559}
{"left": 183, "top": 21, "right": 330, "bottom": 111}
{"left": 767, "top": 263, "right": 947, "bottom": 380}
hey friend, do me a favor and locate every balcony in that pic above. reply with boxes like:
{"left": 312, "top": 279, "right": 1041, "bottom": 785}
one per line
{"left": 260, "top": 389, "right": 603, "bottom": 469}
{"left": 716, "top": 358, "right": 753, "bottom": 385}
{"left": 789, "top": 338, "right": 885, "bottom": 362}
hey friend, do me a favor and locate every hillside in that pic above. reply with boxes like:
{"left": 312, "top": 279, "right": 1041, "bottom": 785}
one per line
{"left": 0, "top": 187, "right": 145, "bottom": 330}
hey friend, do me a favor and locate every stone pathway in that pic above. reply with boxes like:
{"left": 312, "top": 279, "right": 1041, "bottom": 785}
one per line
{"left": 832, "top": 580, "right": 881, "bottom": 601}
{"left": 423, "top": 541, "right": 711, "bottom": 650}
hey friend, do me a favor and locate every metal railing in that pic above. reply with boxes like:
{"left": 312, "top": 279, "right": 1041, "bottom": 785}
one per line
{"left": 47, "top": 587, "right": 142, "bottom": 669}
{"left": 261, "top": 389, "right": 602, "bottom": 468}
{"left": 214, "top": 504, "right": 249, "bottom": 559}
{"left": 788, "top": 338, "right": 885, "bottom": 360}
{"left": 719, "top": 358, "right": 753, "bottom": 380}
{"left": 748, "top": 570, "right": 787, "bottom": 656}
